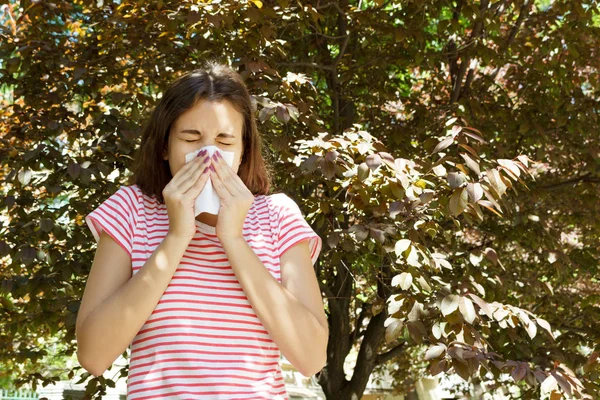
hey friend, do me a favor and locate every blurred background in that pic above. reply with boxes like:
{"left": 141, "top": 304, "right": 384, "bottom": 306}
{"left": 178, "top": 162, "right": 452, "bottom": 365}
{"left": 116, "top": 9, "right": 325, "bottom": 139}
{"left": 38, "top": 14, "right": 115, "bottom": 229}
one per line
{"left": 0, "top": 0, "right": 598, "bottom": 399}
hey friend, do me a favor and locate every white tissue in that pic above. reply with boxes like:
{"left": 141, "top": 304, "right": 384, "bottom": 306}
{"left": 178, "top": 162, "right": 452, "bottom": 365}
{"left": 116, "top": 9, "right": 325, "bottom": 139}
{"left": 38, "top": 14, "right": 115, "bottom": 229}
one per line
{"left": 184, "top": 145, "right": 236, "bottom": 216}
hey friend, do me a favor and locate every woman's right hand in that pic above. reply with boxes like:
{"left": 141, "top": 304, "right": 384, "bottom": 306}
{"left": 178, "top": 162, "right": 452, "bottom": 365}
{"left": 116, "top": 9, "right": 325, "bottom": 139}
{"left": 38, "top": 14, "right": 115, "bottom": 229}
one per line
{"left": 163, "top": 149, "right": 212, "bottom": 241}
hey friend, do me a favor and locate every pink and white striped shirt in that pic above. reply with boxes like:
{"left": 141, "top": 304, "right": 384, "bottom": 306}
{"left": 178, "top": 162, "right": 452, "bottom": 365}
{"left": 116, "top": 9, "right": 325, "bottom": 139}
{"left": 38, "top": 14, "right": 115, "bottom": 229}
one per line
{"left": 85, "top": 184, "right": 322, "bottom": 399}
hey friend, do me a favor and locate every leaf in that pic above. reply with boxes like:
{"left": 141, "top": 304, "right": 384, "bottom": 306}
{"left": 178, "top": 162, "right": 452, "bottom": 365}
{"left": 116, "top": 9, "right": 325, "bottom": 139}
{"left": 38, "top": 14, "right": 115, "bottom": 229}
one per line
{"left": 460, "top": 153, "right": 481, "bottom": 176}
{"left": 429, "top": 359, "right": 447, "bottom": 376}
{"left": 551, "top": 371, "right": 573, "bottom": 397}
{"left": 511, "top": 363, "right": 527, "bottom": 382}
{"left": 449, "top": 187, "right": 468, "bottom": 216}
{"left": 518, "top": 311, "right": 537, "bottom": 339}
{"left": 459, "top": 296, "right": 477, "bottom": 324}
{"left": 394, "top": 239, "right": 411, "bottom": 257}
{"left": 452, "top": 358, "right": 471, "bottom": 381}
{"left": 433, "top": 136, "right": 454, "bottom": 153}
{"left": 466, "top": 182, "right": 483, "bottom": 202}
{"left": 250, "top": 0, "right": 263, "bottom": 8}
{"left": 458, "top": 143, "right": 479, "bottom": 158}
{"left": 549, "top": 391, "right": 562, "bottom": 400}
{"left": 467, "top": 293, "right": 493, "bottom": 319}
{"left": 276, "top": 106, "right": 290, "bottom": 123}
{"left": 258, "top": 106, "right": 275, "bottom": 122}
{"left": 486, "top": 168, "right": 507, "bottom": 196}
{"left": 68, "top": 163, "right": 81, "bottom": 179}
{"left": 478, "top": 200, "right": 503, "bottom": 217}
{"left": 392, "top": 272, "right": 412, "bottom": 290}
{"left": 365, "top": 154, "right": 382, "bottom": 171}
{"left": 441, "top": 295, "right": 460, "bottom": 316}
{"left": 447, "top": 172, "right": 466, "bottom": 189}
{"left": 425, "top": 344, "right": 447, "bottom": 360}
{"left": 432, "top": 323, "right": 442, "bottom": 339}
{"left": 18, "top": 168, "right": 32, "bottom": 185}
{"left": 497, "top": 159, "right": 521, "bottom": 178}
{"left": 384, "top": 318, "right": 403, "bottom": 343}
{"left": 357, "top": 162, "right": 370, "bottom": 181}
{"left": 536, "top": 318, "right": 554, "bottom": 339}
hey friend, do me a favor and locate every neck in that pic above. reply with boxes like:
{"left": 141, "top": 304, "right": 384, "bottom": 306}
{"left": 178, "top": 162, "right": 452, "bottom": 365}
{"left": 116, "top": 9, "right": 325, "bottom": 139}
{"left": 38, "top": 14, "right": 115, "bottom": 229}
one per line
{"left": 195, "top": 212, "right": 218, "bottom": 227}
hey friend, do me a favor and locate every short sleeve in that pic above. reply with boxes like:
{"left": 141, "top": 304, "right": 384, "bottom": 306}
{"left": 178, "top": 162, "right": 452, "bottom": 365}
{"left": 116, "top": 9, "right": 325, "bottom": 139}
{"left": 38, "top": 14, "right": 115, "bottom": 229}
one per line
{"left": 85, "top": 185, "right": 138, "bottom": 258}
{"left": 274, "top": 193, "right": 322, "bottom": 266}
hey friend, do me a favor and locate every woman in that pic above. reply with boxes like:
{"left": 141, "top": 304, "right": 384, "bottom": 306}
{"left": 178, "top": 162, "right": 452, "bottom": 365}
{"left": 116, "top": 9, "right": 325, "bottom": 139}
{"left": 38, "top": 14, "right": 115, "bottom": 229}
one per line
{"left": 75, "top": 61, "right": 327, "bottom": 399}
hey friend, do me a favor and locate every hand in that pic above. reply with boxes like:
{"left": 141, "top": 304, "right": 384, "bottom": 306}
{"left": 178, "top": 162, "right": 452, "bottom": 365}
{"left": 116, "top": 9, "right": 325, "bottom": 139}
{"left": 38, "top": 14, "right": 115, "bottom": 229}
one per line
{"left": 209, "top": 151, "right": 254, "bottom": 242}
{"left": 163, "top": 149, "right": 212, "bottom": 241}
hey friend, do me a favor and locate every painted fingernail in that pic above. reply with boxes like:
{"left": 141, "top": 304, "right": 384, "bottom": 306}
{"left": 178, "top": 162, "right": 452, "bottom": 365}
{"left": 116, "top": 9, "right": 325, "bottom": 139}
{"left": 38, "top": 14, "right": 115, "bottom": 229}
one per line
{"left": 203, "top": 155, "right": 210, "bottom": 163}
{"left": 210, "top": 165, "right": 215, "bottom": 171}
{"left": 212, "top": 153, "right": 218, "bottom": 160}
{"left": 196, "top": 150, "right": 205, "bottom": 158}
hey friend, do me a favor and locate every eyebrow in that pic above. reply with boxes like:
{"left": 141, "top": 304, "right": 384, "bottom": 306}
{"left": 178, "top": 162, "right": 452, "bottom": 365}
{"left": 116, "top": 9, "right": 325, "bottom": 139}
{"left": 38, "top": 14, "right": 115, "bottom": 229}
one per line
{"left": 179, "top": 129, "right": 236, "bottom": 139}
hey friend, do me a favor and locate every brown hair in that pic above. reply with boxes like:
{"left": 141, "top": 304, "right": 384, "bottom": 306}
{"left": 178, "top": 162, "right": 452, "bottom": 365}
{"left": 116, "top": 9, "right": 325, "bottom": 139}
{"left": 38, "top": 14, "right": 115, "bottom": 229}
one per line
{"left": 127, "top": 60, "right": 273, "bottom": 203}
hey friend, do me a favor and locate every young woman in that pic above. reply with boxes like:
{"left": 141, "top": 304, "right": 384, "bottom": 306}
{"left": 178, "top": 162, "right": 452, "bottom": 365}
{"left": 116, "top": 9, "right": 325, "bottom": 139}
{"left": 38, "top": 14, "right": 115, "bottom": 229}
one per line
{"left": 75, "top": 61, "right": 327, "bottom": 399}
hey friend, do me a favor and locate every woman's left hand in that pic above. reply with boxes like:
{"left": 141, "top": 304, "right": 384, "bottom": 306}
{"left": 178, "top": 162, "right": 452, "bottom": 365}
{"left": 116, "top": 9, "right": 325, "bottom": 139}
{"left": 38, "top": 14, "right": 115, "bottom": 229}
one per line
{"left": 209, "top": 151, "right": 254, "bottom": 242}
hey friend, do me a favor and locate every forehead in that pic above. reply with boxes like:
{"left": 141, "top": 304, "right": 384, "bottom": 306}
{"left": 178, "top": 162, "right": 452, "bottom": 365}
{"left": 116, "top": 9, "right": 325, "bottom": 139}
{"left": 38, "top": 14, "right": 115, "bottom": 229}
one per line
{"left": 173, "top": 100, "right": 244, "bottom": 136}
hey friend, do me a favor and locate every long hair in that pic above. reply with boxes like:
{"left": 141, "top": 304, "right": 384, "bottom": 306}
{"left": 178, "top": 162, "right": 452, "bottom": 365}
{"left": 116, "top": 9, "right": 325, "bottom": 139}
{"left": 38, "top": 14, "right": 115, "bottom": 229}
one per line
{"left": 127, "top": 60, "right": 273, "bottom": 203}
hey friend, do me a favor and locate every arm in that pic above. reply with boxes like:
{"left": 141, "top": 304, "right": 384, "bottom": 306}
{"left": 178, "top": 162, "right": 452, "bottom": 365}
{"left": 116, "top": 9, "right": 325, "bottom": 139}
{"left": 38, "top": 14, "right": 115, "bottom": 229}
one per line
{"left": 76, "top": 232, "right": 190, "bottom": 377}
{"left": 221, "top": 237, "right": 328, "bottom": 377}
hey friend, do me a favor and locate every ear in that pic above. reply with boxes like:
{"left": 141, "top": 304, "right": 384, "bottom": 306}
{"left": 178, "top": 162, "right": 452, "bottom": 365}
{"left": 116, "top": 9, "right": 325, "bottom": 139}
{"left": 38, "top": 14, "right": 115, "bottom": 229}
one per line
{"left": 162, "top": 146, "right": 168, "bottom": 161}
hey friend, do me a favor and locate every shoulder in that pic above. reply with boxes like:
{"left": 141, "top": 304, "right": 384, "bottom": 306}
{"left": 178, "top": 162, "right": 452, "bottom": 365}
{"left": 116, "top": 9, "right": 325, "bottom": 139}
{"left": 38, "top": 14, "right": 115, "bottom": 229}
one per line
{"left": 104, "top": 184, "right": 146, "bottom": 218}
{"left": 264, "top": 192, "right": 299, "bottom": 210}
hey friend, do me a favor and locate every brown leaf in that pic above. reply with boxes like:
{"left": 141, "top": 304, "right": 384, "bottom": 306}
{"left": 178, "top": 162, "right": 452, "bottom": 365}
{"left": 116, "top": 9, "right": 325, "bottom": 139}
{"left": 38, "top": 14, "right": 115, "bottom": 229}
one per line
{"left": 449, "top": 187, "right": 468, "bottom": 216}
{"left": 429, "top": 359, "right": 447, "bottom": 376}
{"left": 433, "top": 136, "right": 454, "bottom": 153}
{"left": 365, "top": 154, "right": 382, "bottom": 171}
{"left": 460, "top": 153, "right": 481, "bottom": 176}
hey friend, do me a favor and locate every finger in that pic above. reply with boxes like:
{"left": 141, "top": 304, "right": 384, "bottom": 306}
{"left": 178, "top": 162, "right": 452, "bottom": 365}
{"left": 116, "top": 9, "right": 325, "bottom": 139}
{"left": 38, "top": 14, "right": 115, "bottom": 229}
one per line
{"left": 211, "top": 153, "right": 243, "bottom": 195}
{"left": 172, "top": 151, "right": 209, "bottom": 185}
{"left": 183, "top": 166, "right": 211, "bottom": 199}
{"left": 210, "top": 168, "right": 235, "bottom": 198}
{"left": 176, "top": 153, "right": 211, "bottom": 193}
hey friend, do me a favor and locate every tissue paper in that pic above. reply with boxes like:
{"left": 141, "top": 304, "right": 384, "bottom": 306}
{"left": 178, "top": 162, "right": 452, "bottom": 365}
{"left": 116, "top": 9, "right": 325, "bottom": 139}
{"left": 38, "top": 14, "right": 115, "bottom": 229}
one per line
{"left": 184, "top": 145, "right": 236, "bottom": 216}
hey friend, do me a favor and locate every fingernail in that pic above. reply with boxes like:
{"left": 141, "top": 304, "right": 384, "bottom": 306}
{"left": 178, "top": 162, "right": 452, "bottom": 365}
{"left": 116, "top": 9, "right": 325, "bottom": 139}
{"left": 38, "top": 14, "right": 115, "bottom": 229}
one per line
{"left": 210, "top": 165, "right": 215, "bottom": 171}
{"left": 203, "top": 156, "right": 210, "bottom": 163}
{"left": 212, "top": 153, "right": 218, "bottom": 160}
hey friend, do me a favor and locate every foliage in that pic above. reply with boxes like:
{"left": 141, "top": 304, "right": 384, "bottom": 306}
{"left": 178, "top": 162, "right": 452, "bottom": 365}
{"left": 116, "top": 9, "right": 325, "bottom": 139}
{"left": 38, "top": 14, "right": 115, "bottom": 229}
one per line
{"left": 1, "top": 0, "right": 599, "bottom": 399}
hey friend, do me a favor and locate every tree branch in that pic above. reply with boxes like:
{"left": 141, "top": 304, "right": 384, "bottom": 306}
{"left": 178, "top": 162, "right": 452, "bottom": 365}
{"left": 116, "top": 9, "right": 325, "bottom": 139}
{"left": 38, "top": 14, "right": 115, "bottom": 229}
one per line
{"left": 275, "top": 62, "right": 335, "bottom": 71}
{"left": 490, "top": 0, "right": 532, "bottom": 82}
{"left": 451, "top": 0, "right": 489, "bottom": 103}
{"left": 538, "top": 173, "right": 600, "bottom": 190}
{"left": 349, "top": 301, "right": 368, "bottom": 344}
{"left": 375, "top": 342, "right": 407, "bottom": 365}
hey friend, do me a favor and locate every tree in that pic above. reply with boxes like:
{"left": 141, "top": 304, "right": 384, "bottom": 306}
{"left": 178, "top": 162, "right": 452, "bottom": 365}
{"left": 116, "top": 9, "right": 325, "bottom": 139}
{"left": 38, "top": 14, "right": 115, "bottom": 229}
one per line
{"left": 1, "top": 0, "right": 598, "bottom": 398}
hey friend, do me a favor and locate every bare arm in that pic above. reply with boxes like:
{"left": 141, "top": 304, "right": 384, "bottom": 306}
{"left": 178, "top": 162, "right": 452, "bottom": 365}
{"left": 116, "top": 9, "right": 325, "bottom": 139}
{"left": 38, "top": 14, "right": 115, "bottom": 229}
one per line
{"left": 221, "top": 237, "right": 328, "bottom": 377}
{"left": 75, "top": 231, "right": 190, "bottom": 377}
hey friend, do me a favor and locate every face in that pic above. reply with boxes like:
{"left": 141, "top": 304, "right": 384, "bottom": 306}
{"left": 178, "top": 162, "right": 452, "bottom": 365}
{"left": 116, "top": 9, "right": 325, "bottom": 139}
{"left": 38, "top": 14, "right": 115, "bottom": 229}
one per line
{"left": 163, "top": 99, "right": 245, "bottom": 177}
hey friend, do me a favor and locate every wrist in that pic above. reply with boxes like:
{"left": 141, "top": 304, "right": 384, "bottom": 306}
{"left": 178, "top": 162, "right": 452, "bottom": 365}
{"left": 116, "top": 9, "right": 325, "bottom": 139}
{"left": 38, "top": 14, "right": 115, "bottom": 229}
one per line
{"left": 220, "top": 236, "right": 246, "bottom": 249}
{"left": 166, "top": 231, "right": 194, "bottom": 245}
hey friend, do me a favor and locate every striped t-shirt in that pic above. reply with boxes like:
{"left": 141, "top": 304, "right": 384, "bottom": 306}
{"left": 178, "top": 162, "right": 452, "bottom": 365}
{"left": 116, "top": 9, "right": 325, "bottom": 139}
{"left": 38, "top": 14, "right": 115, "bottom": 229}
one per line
{"left": 84, "top": 184, "right": 322, "bottom": 399}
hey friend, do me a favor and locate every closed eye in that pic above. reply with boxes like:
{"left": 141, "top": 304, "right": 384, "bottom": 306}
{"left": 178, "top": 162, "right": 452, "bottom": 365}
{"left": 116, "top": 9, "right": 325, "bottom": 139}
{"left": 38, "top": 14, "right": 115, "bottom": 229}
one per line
{"left": 185, "top": 140, "right": 232, "bottom": 145}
